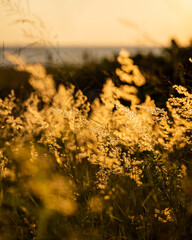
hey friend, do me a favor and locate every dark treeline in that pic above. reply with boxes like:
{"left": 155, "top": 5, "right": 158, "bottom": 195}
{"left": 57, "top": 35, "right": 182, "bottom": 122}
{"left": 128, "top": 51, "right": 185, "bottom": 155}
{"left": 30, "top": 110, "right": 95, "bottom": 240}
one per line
{"left": 0, "top": 39, "right": 192, "bottom": 107}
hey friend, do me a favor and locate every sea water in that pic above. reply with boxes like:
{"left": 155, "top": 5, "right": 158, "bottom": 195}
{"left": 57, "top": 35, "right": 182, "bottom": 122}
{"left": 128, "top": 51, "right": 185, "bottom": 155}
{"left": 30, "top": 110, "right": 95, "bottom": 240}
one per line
{"left": 0, "top": 46, "right": 162, "bottom": 66}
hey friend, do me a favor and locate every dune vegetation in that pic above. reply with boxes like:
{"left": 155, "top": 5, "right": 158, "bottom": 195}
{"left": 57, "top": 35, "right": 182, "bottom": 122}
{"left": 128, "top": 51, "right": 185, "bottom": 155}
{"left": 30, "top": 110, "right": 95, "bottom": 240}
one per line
{"left": 0, "top": 47, "right": 191, "bottom": 240}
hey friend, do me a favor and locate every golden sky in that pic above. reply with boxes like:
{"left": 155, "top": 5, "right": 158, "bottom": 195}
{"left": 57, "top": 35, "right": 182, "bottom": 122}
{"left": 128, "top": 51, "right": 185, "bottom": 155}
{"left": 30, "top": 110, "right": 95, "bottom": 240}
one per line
{"left": 1, "top": 0, "right": 192, "bottom": 46}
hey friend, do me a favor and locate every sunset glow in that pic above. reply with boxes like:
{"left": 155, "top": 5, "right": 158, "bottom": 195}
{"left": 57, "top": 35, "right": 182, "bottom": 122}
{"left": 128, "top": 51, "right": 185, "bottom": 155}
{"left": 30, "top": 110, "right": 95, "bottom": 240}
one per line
{"left": 1, "top": 0, "right": 192, "bottom": 46}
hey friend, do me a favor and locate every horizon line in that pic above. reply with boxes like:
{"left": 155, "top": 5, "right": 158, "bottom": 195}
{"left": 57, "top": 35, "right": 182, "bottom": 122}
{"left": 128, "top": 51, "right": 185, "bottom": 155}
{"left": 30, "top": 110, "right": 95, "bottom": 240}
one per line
{"left": 1, "top": 43, "right": 167, "bottom": 48}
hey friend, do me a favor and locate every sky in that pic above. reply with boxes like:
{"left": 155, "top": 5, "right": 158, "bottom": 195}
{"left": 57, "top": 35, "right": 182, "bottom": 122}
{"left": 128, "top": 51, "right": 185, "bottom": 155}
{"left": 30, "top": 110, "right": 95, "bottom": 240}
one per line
{"left": 1, "top": 0, "right": 192, "bottom": 47}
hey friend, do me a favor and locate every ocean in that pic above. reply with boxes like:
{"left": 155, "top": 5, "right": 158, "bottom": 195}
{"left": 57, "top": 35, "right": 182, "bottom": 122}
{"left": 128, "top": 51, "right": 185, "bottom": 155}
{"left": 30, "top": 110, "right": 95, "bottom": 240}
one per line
{"left": 0, "top": 46, "right": 162, "bottom": 67}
